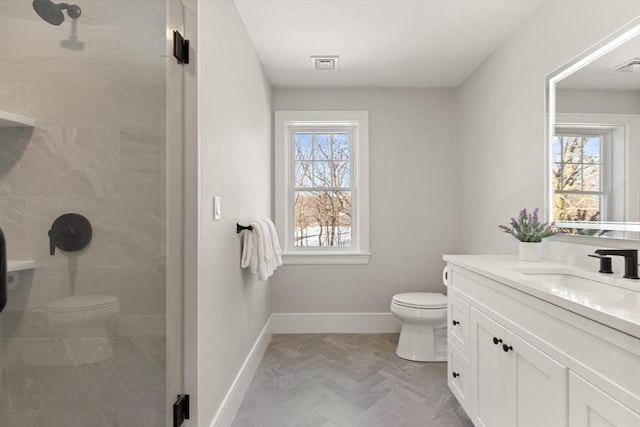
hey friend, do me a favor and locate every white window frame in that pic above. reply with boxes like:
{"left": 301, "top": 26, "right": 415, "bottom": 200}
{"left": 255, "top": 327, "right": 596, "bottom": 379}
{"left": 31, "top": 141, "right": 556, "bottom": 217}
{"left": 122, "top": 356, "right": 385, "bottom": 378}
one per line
{"left": 275, "top": 111, "right": 370, "bottom": 265}
{"left": 551, "top": 113, "right": 640, "bottom": 235}
{"left": 552, "top": 127, "right": 610, "bottom": 221}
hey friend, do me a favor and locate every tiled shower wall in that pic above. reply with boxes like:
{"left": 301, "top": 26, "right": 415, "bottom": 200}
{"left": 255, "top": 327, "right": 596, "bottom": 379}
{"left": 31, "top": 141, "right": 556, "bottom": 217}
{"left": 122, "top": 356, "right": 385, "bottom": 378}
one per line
{"left": 0, "top": 1, "right": 166, "bottom": 425}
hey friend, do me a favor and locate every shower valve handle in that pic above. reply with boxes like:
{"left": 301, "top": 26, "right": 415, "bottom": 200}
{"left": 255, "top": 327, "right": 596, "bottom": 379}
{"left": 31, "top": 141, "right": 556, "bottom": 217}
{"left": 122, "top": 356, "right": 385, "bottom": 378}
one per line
{"left": 48, "top": 213, "right": 92, "bottom": 255}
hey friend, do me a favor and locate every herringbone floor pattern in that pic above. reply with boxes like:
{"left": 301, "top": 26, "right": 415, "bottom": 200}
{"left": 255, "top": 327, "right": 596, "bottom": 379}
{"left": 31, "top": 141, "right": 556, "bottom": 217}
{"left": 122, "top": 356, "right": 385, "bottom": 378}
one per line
{"left": 232, "top": 334, "right": 473, "bottom": 427}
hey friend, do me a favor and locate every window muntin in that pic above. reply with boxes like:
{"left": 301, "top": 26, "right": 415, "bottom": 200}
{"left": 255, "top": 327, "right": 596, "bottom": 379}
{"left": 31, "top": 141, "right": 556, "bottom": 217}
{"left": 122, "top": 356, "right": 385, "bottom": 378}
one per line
{"left": 291, "top": 128, "right": 355, "bottom": 248}
{"left": 552, "top": 131, "right": 607, "bottom": 222}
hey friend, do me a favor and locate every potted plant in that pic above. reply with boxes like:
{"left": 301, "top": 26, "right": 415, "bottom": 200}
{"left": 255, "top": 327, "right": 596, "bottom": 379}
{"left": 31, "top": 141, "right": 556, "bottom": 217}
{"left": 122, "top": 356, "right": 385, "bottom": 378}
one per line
{"left": 499, "top": 208, "right": 556, "bottom": 261}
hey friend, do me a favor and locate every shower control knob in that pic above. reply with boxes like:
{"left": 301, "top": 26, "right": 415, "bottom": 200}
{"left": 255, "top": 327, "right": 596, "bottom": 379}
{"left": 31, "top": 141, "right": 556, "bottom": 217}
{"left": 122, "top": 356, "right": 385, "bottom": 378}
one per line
{"left": 48, "top": 213, "right": 92, "bottom": 255}
{"left": 493, "top": 337, "right": 502, "bottom": 345}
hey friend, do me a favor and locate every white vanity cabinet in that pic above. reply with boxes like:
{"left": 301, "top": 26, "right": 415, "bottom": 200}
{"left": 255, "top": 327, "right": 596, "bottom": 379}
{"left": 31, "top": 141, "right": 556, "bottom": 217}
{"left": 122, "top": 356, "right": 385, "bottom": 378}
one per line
{"left": 444, "top": 258, "right": 640, "bottom": 427}
{"left": 569, "top": 372, "right": 640, "bottom": 426}
{"left": 470, "top": 307, "right": 567, "bottom": 427}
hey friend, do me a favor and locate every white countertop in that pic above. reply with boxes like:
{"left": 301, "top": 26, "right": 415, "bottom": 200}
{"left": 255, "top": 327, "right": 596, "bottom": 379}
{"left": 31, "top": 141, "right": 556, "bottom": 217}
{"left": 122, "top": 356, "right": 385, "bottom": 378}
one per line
{"left": 443, "top": 255, "right": 640, "bottom": 339}
{"left": 7, "top": 260, "right": 35, "bottom": 273}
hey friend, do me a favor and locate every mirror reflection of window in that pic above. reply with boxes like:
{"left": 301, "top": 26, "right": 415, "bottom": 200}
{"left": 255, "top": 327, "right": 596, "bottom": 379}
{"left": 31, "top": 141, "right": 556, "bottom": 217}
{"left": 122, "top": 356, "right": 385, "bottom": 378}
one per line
{"left": 552, "top": 131, "right": 604, "bottom": 223}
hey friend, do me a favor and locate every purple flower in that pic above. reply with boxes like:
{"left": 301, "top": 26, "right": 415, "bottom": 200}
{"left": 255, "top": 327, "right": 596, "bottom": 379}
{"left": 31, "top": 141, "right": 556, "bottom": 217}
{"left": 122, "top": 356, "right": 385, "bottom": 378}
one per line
{"left": 498, "top": 207, "right": 556, "bottom": 242}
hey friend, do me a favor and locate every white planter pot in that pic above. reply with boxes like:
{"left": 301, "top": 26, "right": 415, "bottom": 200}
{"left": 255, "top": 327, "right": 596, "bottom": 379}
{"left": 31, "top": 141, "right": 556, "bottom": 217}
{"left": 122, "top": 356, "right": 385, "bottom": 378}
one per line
{"left": 519, "top": 242, "right": 542, "bottom": 262}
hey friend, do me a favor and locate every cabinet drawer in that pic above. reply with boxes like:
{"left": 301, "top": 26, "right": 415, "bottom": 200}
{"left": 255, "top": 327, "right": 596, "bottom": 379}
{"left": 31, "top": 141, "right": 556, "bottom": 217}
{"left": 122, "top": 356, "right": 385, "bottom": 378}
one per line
{"left": 448, "top": 290, "right": 470, "bottom": 357}
{"left": 448, "top": 340, "right": 470, "bottom": 415}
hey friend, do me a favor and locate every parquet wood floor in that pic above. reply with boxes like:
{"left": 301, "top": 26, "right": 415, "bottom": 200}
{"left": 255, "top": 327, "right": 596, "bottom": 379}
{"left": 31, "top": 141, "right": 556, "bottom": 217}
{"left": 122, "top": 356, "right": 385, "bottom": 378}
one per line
{"left": 231, "top": 334, "right": 473, "bottom": 427}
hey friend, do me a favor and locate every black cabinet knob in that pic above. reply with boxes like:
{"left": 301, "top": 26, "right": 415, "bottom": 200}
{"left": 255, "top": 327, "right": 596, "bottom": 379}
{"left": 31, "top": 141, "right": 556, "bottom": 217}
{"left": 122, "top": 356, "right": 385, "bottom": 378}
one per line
{"left": 452, "top": 320, "right": 460, "bottom": 326}
{"left": 493, "top": 337, "right": 503, "bottom": 345}
{"left": 452, "top": 372, "right": 460, "bottom": 378}
{"left": 503, "top": 344, "right": 513, "bottom": 352}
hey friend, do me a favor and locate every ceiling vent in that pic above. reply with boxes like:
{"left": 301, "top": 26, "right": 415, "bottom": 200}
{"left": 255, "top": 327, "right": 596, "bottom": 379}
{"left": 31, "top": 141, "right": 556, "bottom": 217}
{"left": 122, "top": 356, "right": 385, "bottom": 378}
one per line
{"left": 612, "top": 57, "right": 640, "bottom": 72}
{"left": 311, "top": 56, "right": 339, "bottom": 71}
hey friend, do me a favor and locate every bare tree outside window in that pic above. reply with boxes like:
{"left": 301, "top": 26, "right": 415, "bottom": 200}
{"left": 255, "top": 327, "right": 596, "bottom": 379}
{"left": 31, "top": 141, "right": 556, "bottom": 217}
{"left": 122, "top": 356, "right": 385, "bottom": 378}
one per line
{"left": 293, "top": 132, "right": 352, "bottom": 247}
{"left": 552, "top": 134, "right": 603, "bottom": 222}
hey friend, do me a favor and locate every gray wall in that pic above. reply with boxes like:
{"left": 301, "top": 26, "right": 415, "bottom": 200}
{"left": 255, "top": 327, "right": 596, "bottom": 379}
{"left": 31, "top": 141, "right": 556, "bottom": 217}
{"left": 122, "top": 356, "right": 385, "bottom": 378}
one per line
{"left": 457, "top": 1, "right": 640, "bottom": 255}
{"left": 0, "top": 0, "right": 166, "bottom": 425}
{"left": 271, "top": 88, "right": 458, "bottom": 313}
{"left": 557, "top": 89, "right": 640, "bottom": 115}
{"left": 196, "top": 1, "right": 273, "bottom": 425}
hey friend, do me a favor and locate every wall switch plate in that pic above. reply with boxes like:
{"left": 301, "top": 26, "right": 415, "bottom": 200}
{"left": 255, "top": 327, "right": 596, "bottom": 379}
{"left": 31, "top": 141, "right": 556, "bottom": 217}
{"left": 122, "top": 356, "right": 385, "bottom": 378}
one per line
{"left": 213, "top": 196, "right": 221, "bottom": 220}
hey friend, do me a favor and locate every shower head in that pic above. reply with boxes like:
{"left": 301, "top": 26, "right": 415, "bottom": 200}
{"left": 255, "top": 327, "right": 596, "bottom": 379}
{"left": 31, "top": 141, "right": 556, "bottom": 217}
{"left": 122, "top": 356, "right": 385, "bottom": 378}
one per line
{"left": 33, "top": 0, "right": 81, "bottom": 26}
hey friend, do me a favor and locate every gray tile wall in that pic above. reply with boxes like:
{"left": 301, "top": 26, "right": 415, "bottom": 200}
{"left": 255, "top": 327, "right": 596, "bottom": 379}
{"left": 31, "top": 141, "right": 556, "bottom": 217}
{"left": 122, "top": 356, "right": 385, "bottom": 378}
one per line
{"left": 0, "top": 1, "right": 166, "bottom": 425}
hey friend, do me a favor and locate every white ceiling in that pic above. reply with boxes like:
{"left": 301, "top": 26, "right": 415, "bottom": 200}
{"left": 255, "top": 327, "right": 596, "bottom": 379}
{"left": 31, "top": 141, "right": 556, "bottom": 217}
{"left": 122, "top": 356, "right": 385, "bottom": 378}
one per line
{"left": 557, "top": 34, "right": 640, "bottom": 90}
{"left": 233, "top": 0, "right": 544, "bottom": 88}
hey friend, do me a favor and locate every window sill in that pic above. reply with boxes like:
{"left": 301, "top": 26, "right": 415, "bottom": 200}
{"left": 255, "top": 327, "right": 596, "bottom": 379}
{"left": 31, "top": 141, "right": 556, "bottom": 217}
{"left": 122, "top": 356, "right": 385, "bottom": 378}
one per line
{"left": 282, "top": 252, "right": 371, "bottom": 265}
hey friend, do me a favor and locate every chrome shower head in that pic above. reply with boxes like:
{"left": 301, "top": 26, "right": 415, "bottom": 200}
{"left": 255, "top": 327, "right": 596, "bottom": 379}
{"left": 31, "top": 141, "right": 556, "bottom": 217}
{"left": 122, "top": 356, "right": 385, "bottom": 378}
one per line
{"left": 33, "top": 0, "right": 81, "bottom": 26}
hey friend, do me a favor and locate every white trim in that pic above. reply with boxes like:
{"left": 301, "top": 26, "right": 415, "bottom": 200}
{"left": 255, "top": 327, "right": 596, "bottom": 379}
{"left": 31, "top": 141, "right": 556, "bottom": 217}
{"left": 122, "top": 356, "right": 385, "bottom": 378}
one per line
{"left": 282, "top": 252, "right": 371, "bottom": 265}
{"left": 275, "top": 111, "right": 370, "bottom": 264}
{"left": 272, "top": 312, "right": 401, "bottom": 334}
{"left": 209, "top": 317, "right": 273, "bottom": 427}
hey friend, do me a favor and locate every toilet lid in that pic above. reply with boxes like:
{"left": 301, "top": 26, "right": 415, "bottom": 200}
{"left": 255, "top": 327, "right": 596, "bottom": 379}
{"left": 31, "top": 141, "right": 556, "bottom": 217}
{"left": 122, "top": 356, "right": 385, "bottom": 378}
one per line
{"left": 43, "top": 295, "right": 118, "bottom": 313}
{"left": 392, "top": 292, "right": 447, "bottom": 309}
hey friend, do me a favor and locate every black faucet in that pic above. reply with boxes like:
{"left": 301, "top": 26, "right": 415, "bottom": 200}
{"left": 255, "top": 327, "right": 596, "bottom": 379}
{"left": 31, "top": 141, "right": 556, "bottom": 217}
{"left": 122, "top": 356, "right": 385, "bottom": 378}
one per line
{"left": 592, "top": 249, "right": 639, "bottom": 279}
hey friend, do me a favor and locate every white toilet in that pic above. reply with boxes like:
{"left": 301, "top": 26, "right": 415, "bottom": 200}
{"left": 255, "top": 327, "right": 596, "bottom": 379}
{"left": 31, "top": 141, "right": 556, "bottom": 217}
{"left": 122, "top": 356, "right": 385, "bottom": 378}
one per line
{"left": 390, "top": 292, "right": 447, "bottom": 362}
{"left": 40, "top": 295, "right": 120, "bottom": 365}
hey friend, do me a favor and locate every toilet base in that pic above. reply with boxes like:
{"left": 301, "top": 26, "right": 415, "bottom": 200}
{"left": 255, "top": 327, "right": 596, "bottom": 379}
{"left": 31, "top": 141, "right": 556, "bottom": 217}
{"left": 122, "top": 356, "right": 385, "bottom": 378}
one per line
{"left": 396, "top": 322, "right": 447, "bottom": 362}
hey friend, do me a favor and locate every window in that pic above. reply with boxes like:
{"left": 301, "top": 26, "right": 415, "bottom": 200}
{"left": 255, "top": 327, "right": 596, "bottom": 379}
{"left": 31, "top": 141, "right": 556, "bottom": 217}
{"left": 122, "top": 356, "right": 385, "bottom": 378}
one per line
{"left": 275, "top": 111, "right": 370, "bottom": 264}
{"left": 552, "top": 129, "right": 608, "bottom": 223}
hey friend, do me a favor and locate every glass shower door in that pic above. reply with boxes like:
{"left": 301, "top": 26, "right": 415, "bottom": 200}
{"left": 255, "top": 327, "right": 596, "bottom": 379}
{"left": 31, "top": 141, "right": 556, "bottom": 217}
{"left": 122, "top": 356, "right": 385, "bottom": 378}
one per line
{"left": 0, "top": 0, "right": 171, "bottom": 425}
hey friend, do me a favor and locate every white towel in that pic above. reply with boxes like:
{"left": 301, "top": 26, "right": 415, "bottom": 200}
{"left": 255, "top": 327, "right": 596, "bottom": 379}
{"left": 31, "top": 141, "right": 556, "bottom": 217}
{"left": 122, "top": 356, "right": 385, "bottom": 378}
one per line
{"left": 257, "top": 221, "right": 273, "bottom": 280}
{"left": 263, "top": 218, "right": 283, "bottom": 266}
{"left": 241, "top": 219, "right": 283, "bottom": 281}
{"left": 249, "top": 221, "right": 267, "bottom": 279}
{"left": 240, "top": 229, "right": 253, "bottom": 268}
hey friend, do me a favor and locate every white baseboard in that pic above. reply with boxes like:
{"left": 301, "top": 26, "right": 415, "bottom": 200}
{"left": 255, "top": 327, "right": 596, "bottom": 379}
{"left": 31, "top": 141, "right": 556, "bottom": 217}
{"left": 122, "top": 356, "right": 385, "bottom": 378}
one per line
{"left": 209, "top": 316, "right": 273, "bottom": 427}
{"left": 272, "top": 312, "right": 401, "bottom": 334}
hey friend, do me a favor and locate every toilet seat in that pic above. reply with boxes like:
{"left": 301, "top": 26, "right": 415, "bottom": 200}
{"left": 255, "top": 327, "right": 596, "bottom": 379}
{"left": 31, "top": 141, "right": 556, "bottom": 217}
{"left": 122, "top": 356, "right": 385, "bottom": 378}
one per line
{"left": 392, "top": 292, "right": 447, "bottom": 309}
{"left": 44, "top": 295, "right": 118, "bottom": 313}
{"left": 43, "top": 295, "right": 119, "bottom": 325}
{"left": 37, "top": 295, "right": 119, "bottom": 366}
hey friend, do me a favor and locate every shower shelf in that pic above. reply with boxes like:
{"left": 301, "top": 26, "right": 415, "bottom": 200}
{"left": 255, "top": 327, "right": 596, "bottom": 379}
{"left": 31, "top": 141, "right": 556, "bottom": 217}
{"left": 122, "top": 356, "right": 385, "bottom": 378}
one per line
{"left": 0, "top": 111, "right": 35, "bottom": 128}
{"left": 8, "top": 260, "right": 35, "bottom": 273}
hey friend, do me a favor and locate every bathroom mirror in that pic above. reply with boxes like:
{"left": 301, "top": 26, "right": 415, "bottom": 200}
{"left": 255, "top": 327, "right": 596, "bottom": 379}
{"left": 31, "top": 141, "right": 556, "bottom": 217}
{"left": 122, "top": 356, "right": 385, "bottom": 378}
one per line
{"left": 546, "top": 20, "right": 640, "bottom": 240}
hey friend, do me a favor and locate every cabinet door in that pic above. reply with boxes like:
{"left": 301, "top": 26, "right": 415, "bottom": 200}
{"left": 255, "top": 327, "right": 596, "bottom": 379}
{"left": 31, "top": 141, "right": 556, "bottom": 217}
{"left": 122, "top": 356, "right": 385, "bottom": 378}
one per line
{"left": 505, "top": 330, "right": 568, "bottom": 427}
{"left": 569, "top": 372, "right": 640, "bottom": 427}
{"left": 470, "top": 307, "right": 507, "bottom": 427}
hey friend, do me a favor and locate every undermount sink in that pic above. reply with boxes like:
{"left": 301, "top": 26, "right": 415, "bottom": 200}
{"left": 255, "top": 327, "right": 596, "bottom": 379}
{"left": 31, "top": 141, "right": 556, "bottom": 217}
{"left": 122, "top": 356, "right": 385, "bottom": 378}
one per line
{"left": 518, "top": 272, "right": 612, "bottom": 293}
{"left": 509, "top": 267, "right": 638, "bottom": 311}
